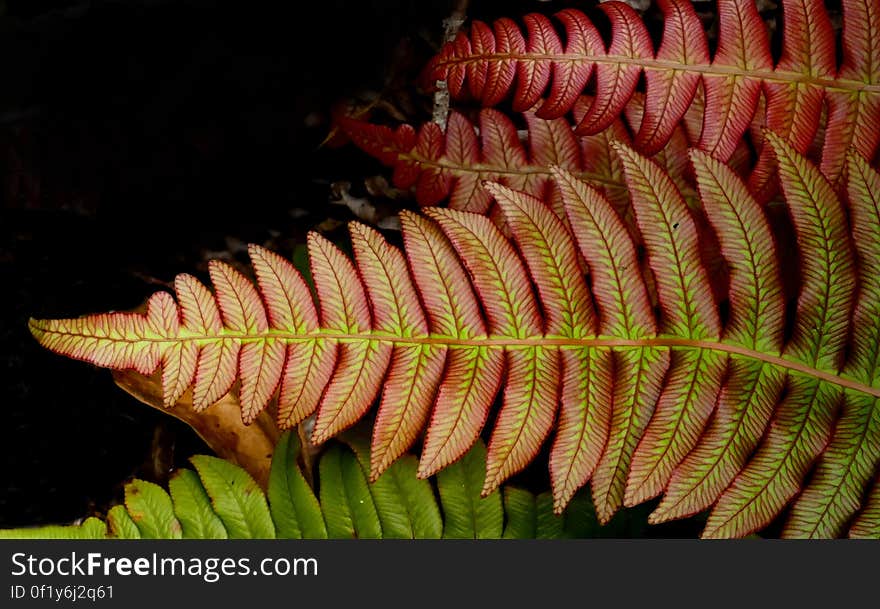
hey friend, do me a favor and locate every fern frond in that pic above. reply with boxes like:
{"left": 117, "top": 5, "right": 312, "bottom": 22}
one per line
{"left": 0, "top": 433, "right": 611, "bottom": 540}
{"left": 340, "top": 97, "right": 712, "bottom": 228}
{"left": 430, "top": 0, "right": 880, "bottom": 193}
{"left": 30, "top": 142, "right": 880, "bottom": 537}
{"left": 341, "top": 102, "right": 628, "bottom": 215}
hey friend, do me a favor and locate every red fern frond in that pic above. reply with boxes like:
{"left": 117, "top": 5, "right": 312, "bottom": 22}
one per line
{"left": 430, "top": 0, "right": 880, "bottom": 192}
{"left": 340, "top": 95, "right": 727, "bottom": 231}
{"left": 340, "top": 101, "right": 634, "bottom": 216}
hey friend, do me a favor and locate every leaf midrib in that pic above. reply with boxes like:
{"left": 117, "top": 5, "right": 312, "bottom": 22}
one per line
{"left": 438, "top": 53, "right": 880, "bottom": 94}
{"left": 33, "top": 321, "right": 880, "bottom": 398}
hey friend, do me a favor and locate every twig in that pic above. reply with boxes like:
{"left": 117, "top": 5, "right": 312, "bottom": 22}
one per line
{"left": 432, "top": 0, "right": 469, "bottom": 130}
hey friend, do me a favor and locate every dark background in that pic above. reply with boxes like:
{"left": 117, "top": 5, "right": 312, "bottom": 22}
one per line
{"left": 0, "top": 0, "right": 453, "bottom": 528}
{"left": 0, "top": 0, "right": 713, "bottom": 536}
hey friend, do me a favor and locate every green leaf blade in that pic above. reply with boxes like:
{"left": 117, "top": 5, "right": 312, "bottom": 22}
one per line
{"left": 502, "top": 487, "right": 537, "bottom": 539}
{"left": 190, "top": 455, "right": 275, "bottom": 539}
{"left": 437, "top": 441, "right": 503, "bottom": 539}
{"left": 318, "top": 444, "right": 382, "bottom": 539}
{"left": 535, "top": 492, "right": 565, "bottom": 539}
{"left": 0, "top": 517, "right": 107, "bottom": 540}
{"left": 559, "top": 492, "right": 603, "bottom": 539}
{"left": 371, "top": 456, "right": 443, "bottom": 539}
{"left": 107, "top": 505, "right": 142, "bottom": 539}
{"left": 123, "top": 479, "right": 182, "bottom": 539}
{"left": 340, "top": 430, "right": 442, "bottom": 538}
{"left": 268, "top": 431, "right": 327, "bottom": 539}
{"left": 168, "top": 469, "right": 228, "bottom": 539}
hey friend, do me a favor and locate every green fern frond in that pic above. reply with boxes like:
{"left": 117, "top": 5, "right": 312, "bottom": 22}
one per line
{"left": 0, "top": 432, "right": 624, "bottom": 540}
